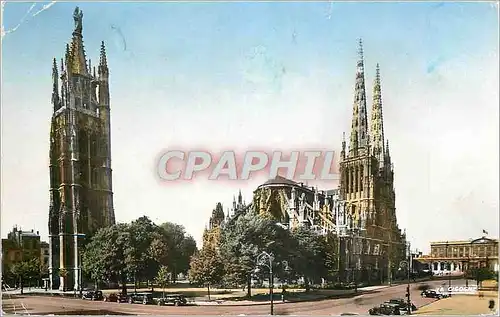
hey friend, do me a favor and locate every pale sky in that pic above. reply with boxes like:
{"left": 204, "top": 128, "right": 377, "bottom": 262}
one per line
{"left": 1, "top": 1, "right": 499, "bottom": 253}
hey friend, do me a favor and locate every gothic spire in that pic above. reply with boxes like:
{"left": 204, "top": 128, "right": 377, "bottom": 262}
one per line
{"left": 349, "top": 39, "right": 369, "bottom": 157}
{"left": 238, "top": 189, "right": 243, "bottom": 205}
{"left": 60, "top": 58, "right": 66, "bottom": 107}
{"left": 341, "top": 132, "right": 346, "bottom": 160}
{"left": 68, "top": 7, "right": 88, "bottom": 75}
{"left": 385, "top": 139, "right": 392, "bottom": 167}
{"left": 51, "top": 58, "right": 60, "bottom": 110}
{"left": 371, "top": 63, "right": 385, "bottom": 167}
{"left": 100, "top": 41, "right": 108, "bottom": 68}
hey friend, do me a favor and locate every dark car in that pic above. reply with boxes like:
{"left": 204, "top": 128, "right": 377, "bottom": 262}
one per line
{"left": 156, "top": 294, "right": 188, "bottom": 306}
{"left": 421, "top": 290, "right": 444, "bottom": 299}
{"left": 116, "top": 292, "right": 129, "bottom": 303}
{"left": 128, "top": 292, "right": 154, "bottom": 305}
{"left": 369, "top": 303, "right": 402, "bottom": 315}
{"left": 385, "top": 299, "right": 417, "bottom": 312}
{"left": 82, "top": 290, "right": 104, "bottom": 301}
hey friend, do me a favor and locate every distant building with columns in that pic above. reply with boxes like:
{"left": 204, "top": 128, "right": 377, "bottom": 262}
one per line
{"left": 416, "top": 237, "right": 499, "bottom": 276}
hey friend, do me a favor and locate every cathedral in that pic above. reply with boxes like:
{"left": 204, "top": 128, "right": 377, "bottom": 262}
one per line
{"left": 203, "top": 40, "right": 406, "bottom": 284}
{"left": 48, "top": 7, "right": 115, "bottom": 290}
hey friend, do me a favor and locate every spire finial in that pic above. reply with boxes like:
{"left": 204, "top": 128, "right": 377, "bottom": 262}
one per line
{"left": 52, "top": 58, "right": 58, "bottom": 74}
{"left": 52, "top": 58, "right": 59, "bottom": 109}
{"left": 358, "top": 38, "right": 364, "bottom": 61}
{"left": 100, "top": 41, "right": 108, "bottom": 67}
{"left": 371, "top": 62, "right": 385, "bottom": 167}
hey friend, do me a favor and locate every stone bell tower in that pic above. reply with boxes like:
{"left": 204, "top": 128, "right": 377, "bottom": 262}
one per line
{"left": 48, "top": 7, "right": 115, "bottom": 290}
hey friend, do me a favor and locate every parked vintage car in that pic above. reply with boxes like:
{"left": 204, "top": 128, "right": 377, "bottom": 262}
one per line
{"left": 104, "top": 293, "right": 118, "bottom": 302}
{"left": 128, "top": 292, "right": 155, "bottom": 305}
{"left": 369, "top": 303, "right": 403, "bottom": 315}
{"left": 82, "top": 290, "right": 104, "bottom": 301}
{"left": 385, "top": 298, "right": 417, "bottom": 312}
{"left": 155, "top": 294, "right": 188, "bottom": 306}
{"left": 116, "top": 292, "right": 129, "bottom": 303}
{"left": 421, "top": 289, "right": 448, "bottom": 299}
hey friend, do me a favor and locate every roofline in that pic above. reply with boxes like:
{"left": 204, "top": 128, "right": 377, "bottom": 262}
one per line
{"left": 430, "top": 238, "right": 499, "bottom": 245}
{"left": 255, "top": 182, "right": 338, "bottom": 197}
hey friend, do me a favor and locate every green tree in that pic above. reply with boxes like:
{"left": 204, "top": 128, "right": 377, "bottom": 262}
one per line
{"left": 323, "top": 232, "right": 340, "bottom": 283}
{"left": 125, "top": 216, "right": 161, "bottom": 287}
{"left": 219, "top": 212, "right": 291, "bottom": 297}
{"left": 159, "top": 222, "right": 198, "bottom": 282}
{"left": 179, "top": 235, "right": 198, "bottom": 275}
{"left": 11, "top": 258, "right": 40, "bottom": 294}
{"left": 188, "top": 246, "right": 224, "bottom": 301}
{"left": 289, "top": 226, "right": 326, "bottom": 291}
{"left": 82, "top": 223, "right": 130, "bottom": 293}
{"left": 155, "top": 265, "right": 171, "bottom": 298}
{"left": 470, "top": 267, "right": 495, "bottom": 286}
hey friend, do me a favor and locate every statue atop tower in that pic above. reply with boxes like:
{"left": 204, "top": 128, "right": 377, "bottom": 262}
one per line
{"left": 73, "top": 7, "right": 83, "bottom": 33}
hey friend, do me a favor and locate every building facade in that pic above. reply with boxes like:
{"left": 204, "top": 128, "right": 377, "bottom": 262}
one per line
{"left": 1, "top": 227, "right": 42, "bottom": 286}
{"left": 40, "top": 242, "right": 50, "bottom": 268}
{"left": 417, "top": 237, "right": 499, "bottom": 275}
{"left": 48, "top": 7, "right": 115, "bottom": 290}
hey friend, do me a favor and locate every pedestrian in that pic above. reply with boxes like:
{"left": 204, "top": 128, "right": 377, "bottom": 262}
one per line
{"left": 489, "top": 300, "right": 495, "bottom": 313}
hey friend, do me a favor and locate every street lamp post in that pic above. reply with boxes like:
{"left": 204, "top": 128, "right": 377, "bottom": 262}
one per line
{"left": 406, "top": 242, "right": 411, "bottom": 315}
{"left": 445, "top": 242, "right": 451, "bottom": 293}
{"left": 399, "top": 241, "right": 412, "bottom": 315}
{"left": 256, "top": 251, "right": 275, "bottom": 315}
{"left": 465, "top": 256, "right": 470, "bottom": 287}
{"left": 255, "top": 251, "right": 290, "bottom": 315}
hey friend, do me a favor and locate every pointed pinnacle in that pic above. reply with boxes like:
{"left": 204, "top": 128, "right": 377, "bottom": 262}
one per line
{"left": 52, "top": 58, "right": 58, "bottom": 73}
{"left": 100, "top": 41, "right": 107, "bottom": 66}
{"left": 376, "top": 63, "right": 381, "bottom": 82}
{"left": 358, "top": 38, "right": 364, "bottom": 61}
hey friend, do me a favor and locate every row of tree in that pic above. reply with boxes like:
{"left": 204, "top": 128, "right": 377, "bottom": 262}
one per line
{"left": 3, "top": 258, "right": 44, "bottom": 294}
{"left": 82, "top": 216, "right": 197, "bottom": 294}
{"left": 188, "top": 210, "right": 339, "bottom": 297}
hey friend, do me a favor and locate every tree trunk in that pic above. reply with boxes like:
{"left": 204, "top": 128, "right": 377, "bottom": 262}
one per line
{"left": 162, "top": 284, "right": 165, "bottom": 298}
{"left": 246, "top": 274, "right": 252, "bottom": 298}
{"left": 121, "top": 280, "right": 127, "bottom": 296}
{"left": 305, "top": 277, "right": 310, "bottom": 292}
{"left": 172, "top": 269, "right": 177, "bottom": 283}
{"left": 20, "top": 278, "right": 24, "bottom": 295}
{"left": 207, "top": 283, "right": 211, "bottom": 301}
{"left": 134, "top": 274, "right": 137, "bottom": 293}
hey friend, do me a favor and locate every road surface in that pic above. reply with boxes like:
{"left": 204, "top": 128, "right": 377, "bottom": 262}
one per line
{"left": 2, "top": 280, "right": 456, "bottom": 315}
